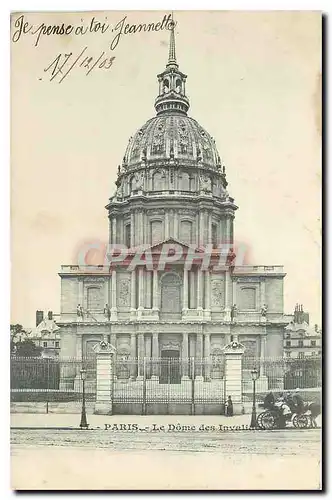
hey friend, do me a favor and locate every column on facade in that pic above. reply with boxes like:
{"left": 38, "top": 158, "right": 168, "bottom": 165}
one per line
{"left": 224, "top": 269, "right": 231, "bottom": 324}
{"left": 104, "top": 278, "right": 110, "bottom": 311}
{"left": 130, "top": 333, "right": 137, "bottom": 379}
{"left": 110, "top": 268, "right": 117, "bottom": 320}
{"left": 197, "top": 267, "right": 203, "bottom": 312}
{"left": 152, "top": 332, "right": 159, "bottom": 378}
{"left": 207, "top": 211, "right": 212, "bottom": 244}
{"left": 130, "top": 269, "right": 136, "bottom": 319}
{"left": 232, "top": 279, "right": 237, "bottom": 308}
{"left": 112, "top": 216, "right": 117, "bottom": 245}
{"left": 225, "top": 216, "right": 231, "bottom": 244}
{"left": 165, "top": 210, "right": 170, "bottom": 239}
{"left": 120, "top": 219, "right": 124, "bottom": 246}
{"left": 182, "top": 268, "right": 189, "bottom": 314}
{"left": 130, "top": 211, "right": 135, "bottom": 248}
{"left": 260, "top": 279, "right": 266, "bottom": 308}
{"left": 174, "top": 211, "right": 179, "bottom": 239}
{"left": 182, "top": 332, "right": 189, "bottom": 378}
{"left": 152, "top": 269, "right": 159, "bottom": 312}
{"left": 110, "top": 333, "right": 117, "bottom": 378}
{"left": 78, "top": 278, "right": 84, "bottom": 315}
{"left": 195, "top": 213, "right": 199, "bottom": 246}
{"left": 145, "top": 271, "right": 152, "bottom": 309}
{"left": 137, "top": 266, "right": 144, "bottom": 317}
{"left": 189, "top": 270, "right": 196, "bottom": 309}
{"left": 204, "top": 270, "right": 211, "bottom": 312}
{"left": 137, "top": 333, "right": 145, "bottom": 378}
{"left": 230, "top": 216, "right": 234, "bottom": 245}
{"left": 204, "top": 333, "right": 211, "bottom": 380}
{"left": 196, "top": 332, "right": 204, "bottom": 379}
{"left": 220, "top": 217, "right": 225, "bottom": 246}
{"left": 138, "top": 209, "right": 144, "bottom": 245}
{"left": 260, "top": 333, "right": 267, "bottom": 377}
{"left": 199, "top": 211, "right": 205, "bottom": 245}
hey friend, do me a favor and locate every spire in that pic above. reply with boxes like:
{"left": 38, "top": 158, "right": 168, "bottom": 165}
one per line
{"left": 167, "top": 20, "right": 178, "bottom": 68}
{"left": 154, "top": 17, "right": 190, "bottom": 116}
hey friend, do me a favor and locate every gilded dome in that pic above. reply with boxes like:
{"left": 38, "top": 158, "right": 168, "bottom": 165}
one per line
{"left": 124, "top": 114, "right": 222, "bottom": 171}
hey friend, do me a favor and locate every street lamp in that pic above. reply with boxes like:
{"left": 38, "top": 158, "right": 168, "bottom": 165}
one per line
{"left": 250, "top": 368, "right": 259, "bottom": 429}
{"left": 80, "top": 367, "right": 88, "bottom": 429}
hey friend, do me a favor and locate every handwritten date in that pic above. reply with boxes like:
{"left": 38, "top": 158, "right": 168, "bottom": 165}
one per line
{"left": 42, "top": 47, "right": 115, "bottom": 83}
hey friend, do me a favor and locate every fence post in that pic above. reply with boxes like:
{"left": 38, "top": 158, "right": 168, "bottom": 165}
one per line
{"left": 93, "top": 340, "right": 116, "bottom": 415}
{"left": 223, "top": 340, "right": 245, "bottom": 414}
{"left": 142, "top": 357, "right": 147, "bottom": 415}
{"left": 191, "top": 357, "right": 195, "bottom": 415}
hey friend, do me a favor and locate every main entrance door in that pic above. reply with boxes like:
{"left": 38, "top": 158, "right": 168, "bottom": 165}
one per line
{"left": 160, "top": 350, "right": 181, "bottom": 384}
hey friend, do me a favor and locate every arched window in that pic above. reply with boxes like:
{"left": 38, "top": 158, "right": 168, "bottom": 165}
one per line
{"left": 180, "top": 172, "right": 190, "bottom": 191}
{"left": 152, "top": 170, "right": 165, "bottom": 191}
{"left": 160, "top": 273, "right": 182, "bottom": 318}
{"left": 163, "top": 79, "right": 170, "bottom": 93}
{"left": 175, "top": 78, "right": 182, "bottom": 93}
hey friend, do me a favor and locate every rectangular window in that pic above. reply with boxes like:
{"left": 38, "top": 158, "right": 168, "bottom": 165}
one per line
{"left": 55, "top": 341, "right": 60, "bottom": 348}
{"left": 311, "top": 340, "right": 316, "bottom": 347}
{"left": 285, "top": 333, "right": 291, "bottom": 339}
{"left": 286, "top": 340, "right": 291, "bottom": 347}
{"left": 298, "top": 340, "right": 304, "bottom": 347}
{"left": 43, "top": 341, "right": 47, "bottom": 348}
{"left": 286, "top": 351, "right": 291, "bottom": 357}
{"left": 298, "top": 352, "right": 304, "bottom": 359}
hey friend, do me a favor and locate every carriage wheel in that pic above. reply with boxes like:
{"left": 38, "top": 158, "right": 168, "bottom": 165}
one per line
{"left": 293, "top": 413, "right": 309, "bottom": 429}
{"left": 260, "top": 410, "right": 278, "bottom": 430}
{"left": 256, "top": 412, "right": 265, "bottom": 429}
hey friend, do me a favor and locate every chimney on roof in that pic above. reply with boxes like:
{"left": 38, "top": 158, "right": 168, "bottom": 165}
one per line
{"left": 36, "top": 310, "right": 44, "bottom": 327}
{"left": 48, "top": 311, "right": 53, "bottom": 320}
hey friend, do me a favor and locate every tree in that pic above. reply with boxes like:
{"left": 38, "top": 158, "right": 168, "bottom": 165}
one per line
{"left": 10, "top": 324, "right": 42, "bottom": 357}
{"left": 12, "top": 339, "right": 43, "bottom": 357}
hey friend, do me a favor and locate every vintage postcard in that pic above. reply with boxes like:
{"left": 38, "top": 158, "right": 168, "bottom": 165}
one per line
{"left": 10, "top": 10, "right": 322, "bottom": 490}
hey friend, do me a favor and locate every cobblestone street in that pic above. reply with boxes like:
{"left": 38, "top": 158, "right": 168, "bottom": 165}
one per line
{"left": 11, "top": 414, "right": 322, "bottom": 490}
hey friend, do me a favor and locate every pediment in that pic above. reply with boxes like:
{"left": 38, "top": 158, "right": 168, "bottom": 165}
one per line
{"left": 136, "top": 237, "right": 205, "bottom": 255}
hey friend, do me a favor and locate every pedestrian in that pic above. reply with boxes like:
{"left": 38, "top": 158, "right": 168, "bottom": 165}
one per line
{"left": 226, "top": 396, "right": 234, "bottom": 417}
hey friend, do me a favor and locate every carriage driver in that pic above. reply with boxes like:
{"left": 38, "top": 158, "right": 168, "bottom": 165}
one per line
{"left": 274, "top": 392, "right": 292, "bottom": 418}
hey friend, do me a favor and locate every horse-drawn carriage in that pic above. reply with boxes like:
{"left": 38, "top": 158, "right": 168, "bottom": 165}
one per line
{"left": 256, "top": 401, "right": 320, "bottom": 430}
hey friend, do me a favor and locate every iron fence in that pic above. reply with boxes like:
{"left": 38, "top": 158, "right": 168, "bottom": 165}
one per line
{"left": 11, "top": 354, "right": 322, "bottom": 412}
{"left": 242, "top": 355, "right": 322, "bottom": 403}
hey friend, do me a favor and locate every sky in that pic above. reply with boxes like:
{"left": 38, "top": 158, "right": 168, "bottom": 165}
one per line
{"left": 10, "top": 10, "right": 321, "bottom": 328}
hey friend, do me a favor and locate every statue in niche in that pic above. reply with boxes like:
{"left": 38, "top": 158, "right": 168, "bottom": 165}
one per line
{"left": 200, "top": 174, "right": 211, "bottom": 192}
{"left": 261, "top": 304, "right": 268, "bottom": 317}
{"left": 104, "top": 304, "right": 111, "bottom": 321}
{"left": 230, "top": 304, "right": 238, "bottom": 322}
{"left": 134, "top": 172, "right": 144, "bottom": 190}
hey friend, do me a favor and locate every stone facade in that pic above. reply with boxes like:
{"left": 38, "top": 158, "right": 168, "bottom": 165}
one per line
{"left": 57, "top": 27, "right": 290, "bottom": 398}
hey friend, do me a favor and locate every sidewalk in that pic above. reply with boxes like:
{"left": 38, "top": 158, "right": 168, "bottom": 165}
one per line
{"left": 11, "top": 412, "right": 252, "bottom": 429}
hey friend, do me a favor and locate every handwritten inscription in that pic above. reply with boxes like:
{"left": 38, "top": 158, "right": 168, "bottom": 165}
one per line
{"left": 42, "top": 47, "right": 116, "bottom": 83}
{"left": 12, "top": 14, "right": 174, "bottom": 50}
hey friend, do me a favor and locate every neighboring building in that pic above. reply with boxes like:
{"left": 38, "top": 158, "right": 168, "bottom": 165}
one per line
{"left": 57, "top": 26, "right": 291, "bottom": 396}
{"left": 284, "top": 304, "right": 322, "bottom": 359}
{"left": 27, "top": 310, "right": 61, "bottom": 358}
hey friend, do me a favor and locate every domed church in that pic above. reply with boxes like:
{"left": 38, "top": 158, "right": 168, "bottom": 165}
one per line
{"left": 58, "top": 25, "right": 290, "bottom": 406}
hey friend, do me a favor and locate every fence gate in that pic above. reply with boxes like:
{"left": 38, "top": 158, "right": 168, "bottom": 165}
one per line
{"left": 112, "top": 356, "right": 225, "bottom": 415}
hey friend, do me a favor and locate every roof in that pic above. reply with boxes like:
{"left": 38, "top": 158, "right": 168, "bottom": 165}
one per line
{"left": 28, "top": 318, "right": 60, "bottom": 339}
